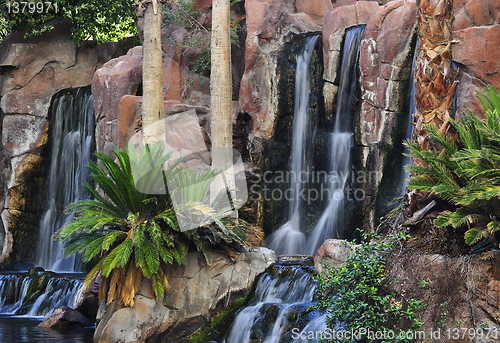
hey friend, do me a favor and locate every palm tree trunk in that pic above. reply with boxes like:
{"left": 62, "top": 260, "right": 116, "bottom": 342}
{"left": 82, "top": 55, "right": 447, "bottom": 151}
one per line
{"left": 210, "top": 0, "right": 236, "bottom": 211}
{"left": 414, "top": 0, "right": 457, "bottom": 150}
{"left": 142, "top": 0, "right": 165, "bottom": 146}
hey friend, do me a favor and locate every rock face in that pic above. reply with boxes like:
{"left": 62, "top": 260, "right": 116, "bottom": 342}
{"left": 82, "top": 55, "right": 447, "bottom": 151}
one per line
{"left": 38, "top": 306, "right": 93, "bottom": 329}
{"left": 322, "top": 1, "right": 381, "bottom": 115}
{"left": 0, "top": 23, "right": 125, "bottom": 266}
{"left": 239, "top": 0, "right": 327, "bottom": 153}
{"left": 356, "top": 0, "right": 417, "bottom": 229}
{"left": 453, "top": 0, "right": 500, "bottom": 118}
{"left": 93, "top": 247, "right": 277, "bottom": 343}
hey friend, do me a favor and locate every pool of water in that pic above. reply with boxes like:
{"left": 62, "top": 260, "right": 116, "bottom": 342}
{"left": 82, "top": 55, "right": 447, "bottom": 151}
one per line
{"left": 0, "top": 316, "right": 94, "bottom": 342}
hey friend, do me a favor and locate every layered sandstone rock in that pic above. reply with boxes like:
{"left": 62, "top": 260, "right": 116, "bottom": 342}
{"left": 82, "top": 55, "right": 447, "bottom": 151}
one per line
{"left": 94, "top": 247, "right": 277, "bottom": 343}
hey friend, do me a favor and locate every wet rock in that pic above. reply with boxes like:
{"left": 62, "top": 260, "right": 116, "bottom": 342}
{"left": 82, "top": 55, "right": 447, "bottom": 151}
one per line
{"left": 38, "top": 306, "right": 93, "bottom": 329}
{"left": 73, "top": 275, "right": 100, "bottom": 321}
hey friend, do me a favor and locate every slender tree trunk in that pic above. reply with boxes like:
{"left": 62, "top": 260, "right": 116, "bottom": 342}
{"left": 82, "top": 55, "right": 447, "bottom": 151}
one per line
{"left": 408, "top": 0, "right": 457, "bottom": 217}
{"left": 142, "top": 0, "right": 165, "bottom": 146}
{"left": 414, "top": 0, "right": 457, "bottom": 150}
{"left": 210, "top": 0, "right": 236, "bottom": 211}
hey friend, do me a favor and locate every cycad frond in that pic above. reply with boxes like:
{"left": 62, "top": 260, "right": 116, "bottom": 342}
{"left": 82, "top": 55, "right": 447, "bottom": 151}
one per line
{"left": 408, "top": 85, "right": 500, "bottom": 247}
{"left": 58, "top": 143, "right": 257, "bottom": 307}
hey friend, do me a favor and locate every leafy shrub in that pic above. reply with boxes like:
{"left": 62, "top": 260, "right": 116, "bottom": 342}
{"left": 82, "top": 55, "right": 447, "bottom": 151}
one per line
{"left": 0, "top": 0, "right": 137, "bottom": 44}
{"left": 405, "top": 85, "right": 500, "bottom": 245}
{"left": 57, "top": 143, "right": 252, "bottom": 307}
{"left": 313, "top": 233, "right": 425, "bottom": 343}
{"left": 314, "top": 233, "right": 425, "bottom": 342}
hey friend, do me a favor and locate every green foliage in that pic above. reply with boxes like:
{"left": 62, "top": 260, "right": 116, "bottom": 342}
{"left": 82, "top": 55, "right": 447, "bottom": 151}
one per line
{"left": 0, "top": 0, "right": 137, "bottom": 45}
{"left": 405, "top": 85, "right": 500, "bottom": 245}
{"left": 163, "top": 0, "right": 241, "bottom": 77}
{"left": 313, "top": 233, "right": 425, "bottom": 343}
{"left": 57, "top": 143, "right": 250, "bottom": 306}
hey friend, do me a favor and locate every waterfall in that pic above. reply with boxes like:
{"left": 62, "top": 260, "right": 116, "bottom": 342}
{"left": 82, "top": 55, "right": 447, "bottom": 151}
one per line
{"left": 36, "top": 88, "right": 95, "bottom": 272}
{"left": 267, "top": 35, "right": 319, "bottom": 255}
{"left": 0, "top": 273, "right": 82, "bottom": 317}
{"left": 306, "top": 26, "right": 365, "bottom": 255}
{"left": 400, "top": 41, "right": 418, "bottom": 194}
{"left": 224, "top": 262, "right": 325, "bottom": 343}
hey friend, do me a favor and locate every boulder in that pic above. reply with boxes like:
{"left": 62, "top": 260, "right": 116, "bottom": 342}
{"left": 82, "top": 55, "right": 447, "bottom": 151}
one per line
{"left": 94, "top": 247, "right": 277, "bottom": 343}
{"left": 38, "top": 306, "right": 93, "bottom": 329}
{"left": 314, "top": 239, "right": 358, "bottom": 273}
{"left": 73, "top": 274, "right": 101, "bottom": 321}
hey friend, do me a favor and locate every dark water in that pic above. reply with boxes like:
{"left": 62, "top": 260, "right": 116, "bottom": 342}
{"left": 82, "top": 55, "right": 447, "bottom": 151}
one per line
{"left": 0, "top": 316, "right": 94, "bottom": 343}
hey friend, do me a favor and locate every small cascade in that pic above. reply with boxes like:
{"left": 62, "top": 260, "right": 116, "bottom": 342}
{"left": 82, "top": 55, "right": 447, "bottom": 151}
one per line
{"left": 400, "top": 41, "right": 418, "bottom": 193}
{"left": 306, "top": 26, "right": 365, "bottom": 255}
{"left": 36, "top": 87, "right": 95, "bottom": 272}
{"left": 268, "top": 35, "right": 320, "bottom": 255}
{"left": 0, "top": 273, "right": 82, "bottom": 317}
{"left": 224, "top": 261, "right": 325, "bottom": 343}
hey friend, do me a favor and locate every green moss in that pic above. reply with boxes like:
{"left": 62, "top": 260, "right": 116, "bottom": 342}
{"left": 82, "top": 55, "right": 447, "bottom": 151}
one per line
{"left": 187, "top": 293, "right": 251, "bottom": 343}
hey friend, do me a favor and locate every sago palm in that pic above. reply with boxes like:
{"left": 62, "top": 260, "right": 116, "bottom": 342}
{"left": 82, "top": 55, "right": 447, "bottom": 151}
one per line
{"left": 405, "top": 85, "right": 500, "bottom": 246}
{"left": 57, "top": 143, "right": 250, "bottom": 307}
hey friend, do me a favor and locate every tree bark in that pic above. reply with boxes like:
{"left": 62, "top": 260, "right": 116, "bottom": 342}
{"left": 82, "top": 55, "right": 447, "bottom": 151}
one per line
{"left": 142, "top": 0, "right": 165, "bottom": 146}
{"left": 414, "top": 0, "right": 457, "bottom": 150}
{"left": 210, "top": 0, "right": 236, "bottom": 210}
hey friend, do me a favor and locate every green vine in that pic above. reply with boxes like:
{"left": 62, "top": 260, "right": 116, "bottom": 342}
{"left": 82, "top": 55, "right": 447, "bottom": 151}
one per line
{"left": 313, "top": 232, "right": 426, "bottom": 343}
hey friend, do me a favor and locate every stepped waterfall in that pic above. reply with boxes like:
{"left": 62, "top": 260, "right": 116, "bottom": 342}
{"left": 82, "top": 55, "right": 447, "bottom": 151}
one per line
{"left": 269, "top": 27, "right": 365, "bottom": 256}
{"left": 306, "top": 26, "right": 365, "bottom": 255}
{"left": 267, "top": 35, "right": 320, "bottom": 255}
{"left": 225, "top": 27, "right": 366, "bottom": 342}
{"left": 224, "top": 262, "right": 325, "bottom": 343}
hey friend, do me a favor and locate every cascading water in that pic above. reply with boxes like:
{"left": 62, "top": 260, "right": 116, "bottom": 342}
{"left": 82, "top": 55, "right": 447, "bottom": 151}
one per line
{"left": 224, "top": 262, "right": 325, "bottom": 343}
{"left": 306, "top": 26, "right": 365, "bottom": 255}
{"left": 400, "top": 41, "right": 418, "bottom": 194}
{"left": 267, "top": 35, "right": 319, "bottom": 255}
{"left": 36, "top": 88, "right": 95, "bottom": 272}
{"left": 0, "top": 273, "right": 82, "bottom": 317}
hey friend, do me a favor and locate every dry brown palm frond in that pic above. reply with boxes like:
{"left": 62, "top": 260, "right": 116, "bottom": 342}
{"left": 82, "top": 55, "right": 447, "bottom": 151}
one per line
{"left": 107, "top": 266, "right": 124, "bottom": 305}
{"left": 119, "top": 260, "right": 144, "bottom": 307}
